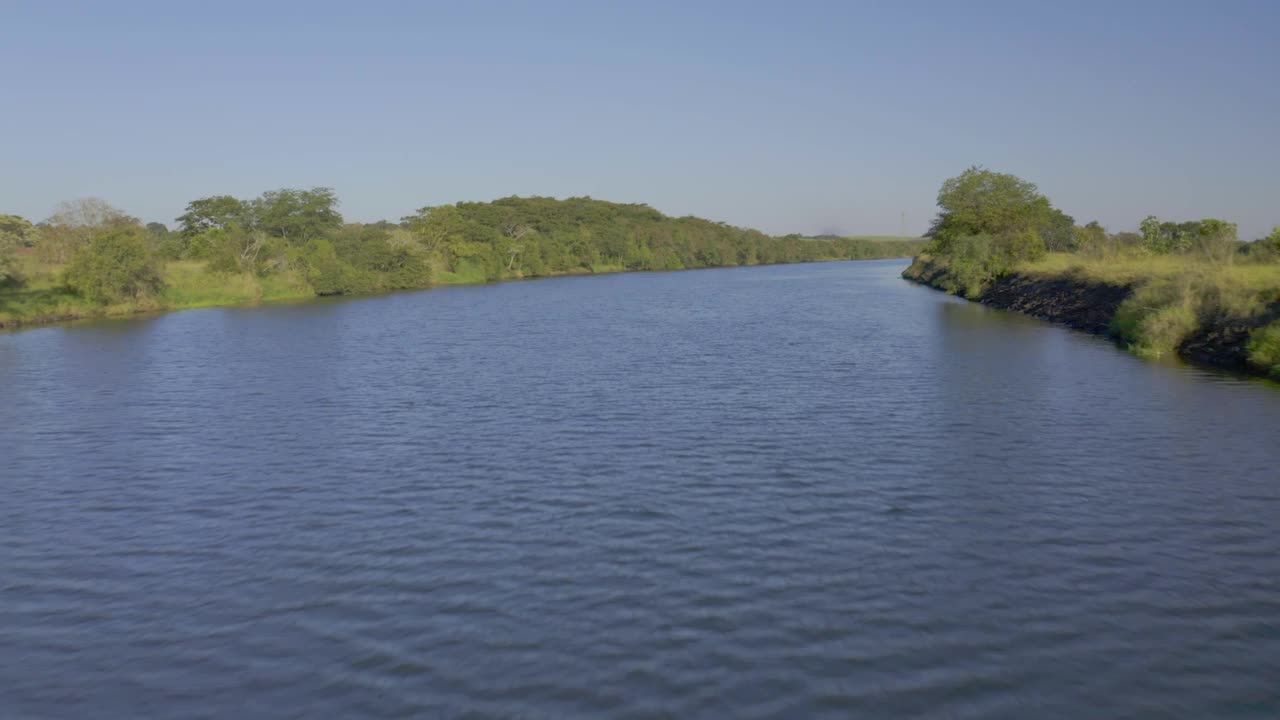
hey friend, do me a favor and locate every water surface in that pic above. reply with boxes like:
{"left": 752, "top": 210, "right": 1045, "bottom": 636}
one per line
{"left": 3, "top": 259, "right": 1279, "bottom": 718}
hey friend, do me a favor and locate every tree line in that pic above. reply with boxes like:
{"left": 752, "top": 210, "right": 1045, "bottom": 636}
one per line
{"left": 0, "top": 191, "right": 924, "bottom": 305}
{"left": 919, "top": 166, "right": 1280, "bottom": 294}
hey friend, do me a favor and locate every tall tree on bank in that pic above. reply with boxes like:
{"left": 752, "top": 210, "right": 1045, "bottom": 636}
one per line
{"left": 0, "top": 227, "right": 18, "bottom": 286}
{"left": 922, "top": 167, "right": 1073, "bottom": 296}
{"left": 0, "top": 214, "right": 35, "bottom": 285}
{"left": 38, "top": 198, "right": 138, "bottom": 263}
{"left": 926, "top": 166, "right": 1069, "bottom": 255}
{"left": 0, "top": 214, "right": 37, "bottom": 247}
{"left": 177, "top": 196, "right": 252, "bottom": 237}
{"left": 63, "top": 224, "right": 163, "bottom": 304}
{"left": 253, "top": 187, "right": 342, "bottom": 244}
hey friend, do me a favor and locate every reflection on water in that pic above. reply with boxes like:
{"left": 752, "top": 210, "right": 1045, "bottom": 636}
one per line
{"left": 2, "top": 260, "right": 1279, "bottom": 719}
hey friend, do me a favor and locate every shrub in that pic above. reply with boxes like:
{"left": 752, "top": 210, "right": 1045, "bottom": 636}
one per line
{"left": 1111, "top": 278, "right": 1198, "bottom": 358}
{"left": 1248, "top": 321, "right": 1280, "bottom": 378}
{"left": 64, "top": 226, "right": 164, "bottom": 304}
{"left": 1264, "top": 227, "right": 1280, "bottom": 255}
{"left": 0, "top": 230, "right": 18, "bottom": 286}
{"left": 295, "top": 239, "right": 383, "bottom": 295}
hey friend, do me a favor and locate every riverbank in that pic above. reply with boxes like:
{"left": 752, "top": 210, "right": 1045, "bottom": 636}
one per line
{"left": 904, "top": 253, "right": 1280, "bottom": 379}
{"left": 1, "top": 246, "right": 923, "bottom": 331}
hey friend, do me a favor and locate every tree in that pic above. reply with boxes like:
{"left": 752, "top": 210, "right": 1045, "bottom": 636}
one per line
{"left": 1140, "top": 215, "right": 1163, "bottom": 252}
{"left": 252, "top": 187, "right": 342, "bottom": 243}
{"left": 1195, "top": 218, "right": 1238, "bottom": 261}
{"left": 1041, "top": 207, "right": 1077, "bottom": 252}
{"left": 1074, "top": 221, "right": 1110, "bottom": 257}
{"left": 176, "top": 195, "right": 250, "bottom": 237}
{"left": 39, "top": 198, "right": 137, "bottom": 263}
{"left": 64, "top": 225, "right": 163, "bottom": 304}
{"left": 1140, "top": 216, "right": 1194, "bottom": 254}
{"left": 48, "top": 197, "right": 135, "bottom": 228}
{"left": 500, "top": 220, "right": 532, "bottom": 270}
{"left": 927, "top": 167, "right": 1059, "bottom": 247}
{"left": 0, "top": 214, "right": 36, "bottom": 247}
{"left": 1141, "top": 216, "right": 1238, "bottom": 257}
{"left": 0, "top": 214, "right": 35, "bottom": 285}
{"left": 0, "top": 229, "right": 17, "bottom": 286}
{"left": 205, "top": 228, "right": 270, "bottom": 274}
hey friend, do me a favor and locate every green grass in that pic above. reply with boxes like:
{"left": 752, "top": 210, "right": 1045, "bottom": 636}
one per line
{"left": 1247, "top": 321, "right": 1280, "bottom": 378}
{"left": 1020, "top": 252, "right": 1280, "bottom": 293}
{"left": 432, "top": 260, "right": 630, "bottom": 286}
{"left": 160, "top": 261, "right": 313, "bottom": 308}
{"left": 1110, "top": 279, "right": 1200, "bottom": 359}
{"left": 433, "top": 259, "right": 491, "bottom": 286}
{"left": 1, "top": 258, "right": 316, "bottom": 328}
{"left": 908, "top": 250, "right": 1280, "bottom": 376}
{"left": 843, "top": 235, "right": 924, "bottom": 243}
{"left": 1020, "top": 252, "right": 1280, "bottom": 371}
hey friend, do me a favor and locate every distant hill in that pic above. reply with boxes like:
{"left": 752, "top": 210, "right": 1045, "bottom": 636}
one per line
{"left": 408, "top": 196, "right": 927, "bottom": 280}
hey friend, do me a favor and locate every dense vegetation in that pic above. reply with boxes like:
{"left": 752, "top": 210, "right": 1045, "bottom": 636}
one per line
{"left": 908, "top": 167, "right": 1280, "bottom": 377}
{"left": 0, "top": 192, "right": 923, "bottom": 328}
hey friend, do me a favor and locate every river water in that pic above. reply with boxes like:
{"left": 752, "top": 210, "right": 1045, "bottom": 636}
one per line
{"left": 2, "top": 259, "right": 1279, "bottom": 718}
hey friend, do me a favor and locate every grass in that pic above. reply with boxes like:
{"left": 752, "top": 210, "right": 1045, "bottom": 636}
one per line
{"left": 907, "top": 250, "right": 1280, "bottom": 376}
{"left": 433, "top": 260, "right": 631, "bottom": 286}
{"left": 1018, "top": 252, "right": 1280, "bottom": 371}
{"left": 1248, "top": 322, "right": 1280, "bottom": 379}
{"left": 433, "top": 259, "right": 491, "bottom": 286}
{"left": 1, "top": 257, "right": 316, "bottom": 328}
{"left": 844, "top": 235, "right": 924, "bottom": 243}
{"left": 160, "top": 261, "right": 312, "bottom": 308}
{"left": 1019, "top": 252, "right": 1280, "bottom": 293}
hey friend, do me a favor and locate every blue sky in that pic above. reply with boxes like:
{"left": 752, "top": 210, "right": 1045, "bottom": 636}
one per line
{"left": 2, "top": 1, "right": 1277, "bottom": 238}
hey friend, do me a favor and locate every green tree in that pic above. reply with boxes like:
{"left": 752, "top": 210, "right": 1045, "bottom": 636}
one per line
{"left": 176, "top": 195, "right": 250, "bottom": 237}
{"left": 297, "top": 238, "right": 368, "bottom": 295}
{"left": 0, "top": 214, "right": 35, "bottom": 285}
{"left": 0, "top": 213, "right": 36, "bottom": 247}
{"left": 204, "top": 227, "right": 271, "bottom": 274}
{"left": 0, "top": 228, "right": 18, "bottom": 286}
{"left": 64, "top": 225, "right": 164, "bottom": 304}
{"left": 1195, "top": 218, "right": 1238, "bottom": 261}
{"left": 1074, "top": 221, "right": 1110, "bottom": 257}
{"left": 927, "top": 167, "right": 1061, "bottom": 252}
{"left": 1040, "top": 207, "right": 1077, "bottom": 252}
{"left": 1139, "top": 215, "right": 1163, "bottom": 252}
{"left": 1141, "top": 216, "right": 1238, "bottom": 257}
{"left": 39, "top": 198, "right": 136, "bottom": 263}
{"left": 145, "top": 222, "right": 185, "bottom": 260}
{"left": 253, "top": 187, "right": 342, "bottom": 244}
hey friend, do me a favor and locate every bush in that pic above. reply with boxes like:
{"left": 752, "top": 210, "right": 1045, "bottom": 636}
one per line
{"left": 927, "top": 230, "right": 1045, "bottom": 297}
{"left": 298, "top": 239, "right": 349, "bottom": 295}
{"left": 0, "top": 231, "right": 18, "bottom": 286}
{"left": 1108, "top": 274, "right": 1261, "bottom": 359}
{"left": 943, "top": 233, "right": 997, "bottom": 297}
{"left": 64, "top": 226, "right": 164, "bottom": 304}
{"left": 1248, "top": 322, "right": 1280, "bottom": 378}
{"left": 295, "top": 239, "right": 382, "bottom": 295}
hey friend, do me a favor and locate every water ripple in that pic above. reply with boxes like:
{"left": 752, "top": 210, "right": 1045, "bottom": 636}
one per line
{"left": 2, "top": 260, "right": 1280, "bottom": 718}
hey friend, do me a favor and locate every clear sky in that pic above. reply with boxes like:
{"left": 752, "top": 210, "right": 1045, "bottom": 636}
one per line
{"left": 2, "top": 1, "right": 1277, "bottom": 238}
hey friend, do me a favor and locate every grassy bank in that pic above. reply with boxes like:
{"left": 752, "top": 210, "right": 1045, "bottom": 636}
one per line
{"left": 0, "top": 255, "right": 313, "bottom": 327}
{"left": 3, "top": 192, "right": 926, "bottom": 330}
{"left": 905, "top": 252, "right": 1280, "bottom": 378}
{"left": 1, "top": 239, "right": 923, "bottom": 330}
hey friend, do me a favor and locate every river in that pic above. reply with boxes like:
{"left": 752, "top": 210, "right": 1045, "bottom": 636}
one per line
{"left": 2, "top": 259, "right": 1278, "bottom": 718}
